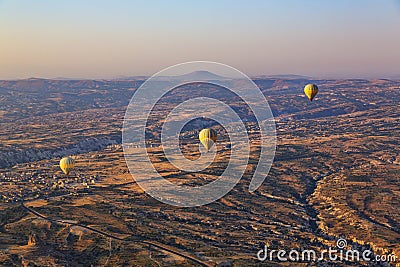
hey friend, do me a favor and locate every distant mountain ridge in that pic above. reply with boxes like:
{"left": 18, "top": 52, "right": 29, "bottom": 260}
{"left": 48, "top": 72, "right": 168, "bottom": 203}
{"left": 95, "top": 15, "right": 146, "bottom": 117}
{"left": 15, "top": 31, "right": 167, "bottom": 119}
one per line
{"left": 255, "top": 74, "right": 312, "bottom": 79}
{"left": 154, "top": 70, "right": 229, "bottom": 81}
{"left": 174, "top": 70, "right": 227, "bottom": 80}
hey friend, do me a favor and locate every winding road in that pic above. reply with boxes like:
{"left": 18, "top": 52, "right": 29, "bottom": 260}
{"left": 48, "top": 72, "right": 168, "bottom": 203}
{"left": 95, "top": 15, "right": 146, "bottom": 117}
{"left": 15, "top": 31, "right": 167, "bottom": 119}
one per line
{"left": 21, "top": 202, "right": 213, "bottom": 267}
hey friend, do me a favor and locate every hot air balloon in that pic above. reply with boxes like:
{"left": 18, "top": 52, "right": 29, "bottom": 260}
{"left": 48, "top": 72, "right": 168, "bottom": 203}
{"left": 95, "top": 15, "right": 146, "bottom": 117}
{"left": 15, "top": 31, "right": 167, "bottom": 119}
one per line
{"left": 199, "top": 128, "right": 217, "bottom": 152}
{"left": 304, "top": 84, "right": 319, "bottom": 102}
{"left": 60, "top": 156, "right": 75, "bottom": 176}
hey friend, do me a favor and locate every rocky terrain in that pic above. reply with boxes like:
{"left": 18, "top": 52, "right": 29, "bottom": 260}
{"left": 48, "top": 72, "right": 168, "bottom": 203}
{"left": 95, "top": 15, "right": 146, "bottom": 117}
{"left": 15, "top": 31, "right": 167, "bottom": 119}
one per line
{"left": 0, "top": 78, "right": 399, "bottom": 266}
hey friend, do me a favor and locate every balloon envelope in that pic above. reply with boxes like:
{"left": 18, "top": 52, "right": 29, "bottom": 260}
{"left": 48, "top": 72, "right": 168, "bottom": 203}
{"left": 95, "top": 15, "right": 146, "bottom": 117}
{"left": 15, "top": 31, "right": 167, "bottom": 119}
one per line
{"left": 199, "top": 128, "right": 217, "bottom": 151}
{"left": 304, "top": 84, "right": 319, "bottom": 101}
{"left": 60, "top": 156, "right": 75, "bottom": 175}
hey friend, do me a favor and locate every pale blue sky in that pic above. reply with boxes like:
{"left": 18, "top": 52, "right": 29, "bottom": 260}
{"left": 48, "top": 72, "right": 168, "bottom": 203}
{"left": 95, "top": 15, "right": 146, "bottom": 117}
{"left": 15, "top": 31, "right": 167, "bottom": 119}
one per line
{"left": 1, "top": 0, "right": 400, "bottom": 79}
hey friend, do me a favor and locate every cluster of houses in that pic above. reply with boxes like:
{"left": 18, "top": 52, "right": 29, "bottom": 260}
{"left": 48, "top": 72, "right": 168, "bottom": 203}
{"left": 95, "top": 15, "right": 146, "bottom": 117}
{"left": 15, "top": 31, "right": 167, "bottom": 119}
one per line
{"left": 0, "top": 169, "right": 99, "bottom": 203}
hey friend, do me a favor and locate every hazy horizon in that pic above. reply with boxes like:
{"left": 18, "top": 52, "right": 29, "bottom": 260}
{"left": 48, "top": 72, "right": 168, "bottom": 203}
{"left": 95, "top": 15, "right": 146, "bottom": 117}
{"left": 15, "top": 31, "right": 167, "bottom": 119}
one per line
{"left": 1, "top": 71, "right": 400, "bottom": 81}
{"left": 1, "top": 0, "right": 400, "bottom": 79}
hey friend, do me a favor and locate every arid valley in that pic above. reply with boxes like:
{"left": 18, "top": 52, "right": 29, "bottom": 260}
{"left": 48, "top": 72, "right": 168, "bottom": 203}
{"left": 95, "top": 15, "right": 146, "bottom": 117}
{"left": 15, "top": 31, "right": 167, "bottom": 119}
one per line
{"left": 0, "top": 77, "right": 399, "bottom": 266}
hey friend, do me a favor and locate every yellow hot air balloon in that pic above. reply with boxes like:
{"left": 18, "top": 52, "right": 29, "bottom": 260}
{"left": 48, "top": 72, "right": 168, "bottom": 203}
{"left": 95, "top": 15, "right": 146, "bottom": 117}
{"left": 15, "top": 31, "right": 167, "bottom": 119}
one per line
{"left": 304, "top": 84, "right": 319, "bottom": 102}
{"left": 199, "top": 128, "right": 217, "bottom": 152}
{"left": 60, "top": 156, "right": 75, "bottom": 175}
